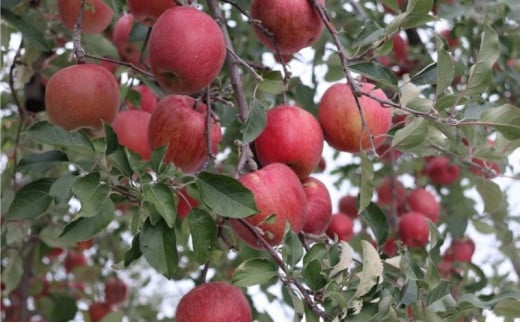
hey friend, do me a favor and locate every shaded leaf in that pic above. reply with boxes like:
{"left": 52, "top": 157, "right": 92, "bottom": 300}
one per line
{"left": 6, "top": 177, "right": 56, "bottom": 220}
{"left": 303, "top": 260, "right": 327, "bottom": 291}
{"left": 59, "top": 199, "right": 115, "bottom": 242}
{"left": 27, "top": 121, "right": 95, "bottom": 155}
{"left": 233, "top": 258, "right": 278, "bottom": 287}
{"left": 1, "top": 8, "right": 51, "bottom": 50}
{"left": 391, "top": 117, "right": 429, "bottom": 149}
{"left": 348, "top": 61, "right": 398, "bottom": 90}
{"left": 241, "top": 103, "right": 266, "bottom": 143}
{"left": 360, "top": 202, "right": 389, "bottom": 246}
{"left": 478, "top": 105, "right": 520, "bottom": 140}
{"left": 188, "top": 208, "right": 217, "bottom": 264}
{"left": 140, "top": 219, "right": 178, "bottom": 279}
{"left": 353, "top": 241, "right": 383, "bottom": 299}
{"left": 143, "top": 183, "right": 176, "bottom": 228}
{"left": 71, "top": 173, "right": 110, "bottom": 218}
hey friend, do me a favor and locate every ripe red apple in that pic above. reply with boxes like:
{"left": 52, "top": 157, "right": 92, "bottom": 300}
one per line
{"left": 398, "top": 212, "right": 430, "bottom": 248}
{"left": 392, "top": 33, "right": 409, "bottom": 64}
{"left": 112, "top": 110, "right": 152, "bottom": 160}
{"left": 45, "top": 247, "right": 64, "bottom": 260}
{"left": 254, "top": 105, "right": 324, "bottom": 179}
{"left": 470, "top": 158, "right": 500, "bottom": 178}
{"left": 314, "top": 156, "right": 326, "bottom": 173}
{"left": 376, "top": 177, "right": 406, "bottom": 207}
{"left": 45, "top": 64, "right": 120, "bottom": 131}
{"left": 439, "top": 29, "right": 459, "bottom": 48}
{"left": 112, "top": 14, "right": 141, "bottom": 65}
{"left": 250, "top": 0, "right": 324, "bottom": 55}
{"left": 318, "top": 82, "right": 392, "bottom": 153}
{"left": 88, "top": 302, "right": 112, "bottom": 322}
{"left": 326, "top": 213, "right": 354, "bottom": 242}
{"left": 57, "top": 0, "right": 113, "bottom": 34}
{"left": 176, "top": 187, "right": 199, "bottom": 220}
{"left": 127, "top": 0, "right": 177, "bottom": 25}
{"left": 301, "top": 177, "right": 332, "bottom": 235}
{"left": 76, "top": 239, "right": 94, "bottom": 250}
{"left": 338, "top": 195, "right": 358, "bottom": 218}
{"left": 104, "top": 276, "right": 127, "bottom": 306}
{"left": 127, "top": 85, "right": 158, "bottom": 113}
{"left": 229, "top": 163, "right": 307, "bottom": 249}
{"left": 382, "top": 237, "right": 398, "bottom": 256}
{"left": 424, "top": 156, "right": 460, "bottom": 185}
{"left": 148, "top": 7, "right": 226, "bottom": 94}
{"left": 64, "top": 250, "right": 87, "bottom": 274}
{"left": 148, "top": 95, "right": 222, "bottom": 173}
{"left": 175, "top": 282, "right": 252, "bottom": 322}
{"left": 404, "top": 188, "right": 440, "bottom": 223}
{"left": 445, "top": 237, "right": 475, "bottom": 263}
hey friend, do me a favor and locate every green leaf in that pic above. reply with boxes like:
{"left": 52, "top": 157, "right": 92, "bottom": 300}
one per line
{"left": 123, "top": 234, "right": 142, "bottom": 267}
{"left": 82, "top": 33, "right": 118, "bottom": 58}
{"left": 353, "top": 241, "right": 383, "bottom": 299}
{"left": 107, "top": 146, "right": 133, "bottom": 177}
{"left": 258, "top": 70, "right": 284, "bottom": 94}
{"left": 1, "top": 8, "right": 51, "bottom": 50}
{"left": 143, "top": 183, "right": 176, "bottom": 228}
{"left": 348, "top": 61, "right": 398, "bottom": 90}
{"left": 401, "top": 0, "right": 435, "bottom": 29}
{"left": 6, "top": 177, "right": 56, "bottom": 220}
{"left": 303, "top": 243, "right": 328, "bottom": 266}
{"left": 436, "top": 42, "right": 455, "bottom": 96}
{"left": 195, "top": 172, "right": 258, "bottom": 219}
{"left": 18, "top": 150, "right": 69, "bottom": 168}
{"left": 303, "top": 260, "right": 327, "bottom": 291}
{"left": 104, "top": 123, "right": 119, "bottom": 156}
{"left": 49, "top": 174, "right": 77, "bottom": 205}
{"left": 459, "top": 290, "right": 520, "bottom": 310}
{"left": 410, "top": 62, "right": 437, "bottom": 86}
{"left": 59, "top": 199, "right": 115, "bottom": 242}
{"left": 329, "top": 241, "right": 354, "bottom": 277}
{"left": 360, "top": 202, "right": 389, "bottom": 246}
{"left": 27, "top": 121, "right": 95, "bottom": 155}
{"left": 475, "top": 177, "right": 507, "bottom": 215}
{"left": 478, "top": 105, "right": 520, "bottom": 140}
{"left": 232, "top": 258, "right": 278, "bottom": 287}
{"left": 493, "top": 299, "right": 520, "bottom": 319}
{"left": 240, "top": 103, "right": 266, "bottom": 143}
{"left": 398, "top": 279, "right": 418, "bottom": 307}
{"left": 150, "top": 145, "right": 169, "bottom": 174}
{"left": 359, "top": 152, "right": 374, "bottom": 213}
{"left": 281, "top": 231, "right": 304, "bottom": 267}
{"left": 188, "top": 208, "right": 217, "bottom": 264}
{"left": 48, "top": 293, "right": 78, "bottom": 321}
{"left": 391, "top": 116, "right": 429, "bottom": 149}
{"left": 140, "top": 219, "right": 178, "bottom": 279}
{"left": 71, "top": 173, "right": 110, "bottom": 218}
{"left": 3, "top": 250, "right": 23, "bottom": 294}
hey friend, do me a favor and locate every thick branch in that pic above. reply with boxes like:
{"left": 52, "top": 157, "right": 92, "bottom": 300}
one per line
{"left": 72, "top": 0, "right": 87, "bottom": 63}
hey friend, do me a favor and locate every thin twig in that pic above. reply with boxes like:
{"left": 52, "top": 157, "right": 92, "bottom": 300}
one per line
{"left": 227, "top": 47, "right": 263, "bottom": 81}
{"left": 72, "top": 0, "right": 87, "bottom": 63}
{"left": 84, "top": 54, "right": 153, "bottom": 78}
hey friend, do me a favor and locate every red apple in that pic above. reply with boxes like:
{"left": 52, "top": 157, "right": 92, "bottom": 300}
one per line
{"left": 148, "top": 7, "right": 226, "bottom": 94}
{"left": 104, "top": 276, "right": 127, "bottom": 306}
{"left": 398, "top": 212, "right": 430, "bottom": 248}
{"left": 45, "top": 64, "right": 120, "bottom": 131}
{"left": 254, "top": 105, "right": 324, "bottom": 179}
{"left": 148, "top": 96, "right": 222, "bottom": 173}
{"left": 445, "top": 237, "right": 475, "bottom": 263}
{"left": 127, "top": 0, "right": 177, "bottom": 26}
{"left": 229, "top": 163, "right": 307, "bottom": 249}
{"left": 301, "top": 177, "right": 332, "bottom": 235}
{"left": 440, "top": 29, "right": 459, "bottom": 48}
{"left": 338, "top": 195, "right": 358, "bottom": 218}
{"left": 76, "top": 239, "right": 94, "bottom": 250}
{"left": 382, "top": 237, "right": 398, "bottom": 256}
{"left": 376, "top": 177, "right": 406, "bottom": 207}
{"left": 404, "top": 188, "right": 440, "bottom": 223}
{"left": 64, "top": 250, "right": 87, "bottom": 274}
{"left": 57, "top": 0, "right": 113, "bottom": 34}
{"left": 175, "top": 282, "right": 252, "bottom": 322}
{"left": 314, "top": 156, "right": 326, "bottom": 173}
{"left": 424, "top": 156, "right": 460, "bottom": 185}
{"left": 392, "top": 33, "right": 409, "bottom": 64}
{"left": 470, "top": 158, "right": 500, "bottom": 178}
{"left": 251, "top": 0, "right": 324, "bottom": 55}
{"left": 88, "top": 302, "right": 111, "bottom": 322}
{"left": 318, "top": 82, "right": 392, "bottom": 153}
{"left": 176, "top": 187, "right": 199, "bottom": 220}
{"left": 326, "top": 213, "right": 354, "bottom": 242}
{"left": 112, "top": 14, "right": 141, "bottom": 65}
{"left": 45, "top": 247, "right": 64, "bottom": 260}
{"left": 112, "top": 110, "right": 152, "bottom": 160}
{"left": 375, "top": 140, "right": 402, "bottom": 163}
{"left": 127, "top": 85, "right": 158, "bottom": 113}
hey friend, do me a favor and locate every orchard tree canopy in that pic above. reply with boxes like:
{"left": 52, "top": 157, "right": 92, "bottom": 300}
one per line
{"left": 2, "top": 0, "right": 520, "bottom": 321}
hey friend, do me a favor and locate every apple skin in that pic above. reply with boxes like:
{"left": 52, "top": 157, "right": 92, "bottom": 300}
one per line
{"left": 398, "top": 212, "right": 430, "bottom": 248}
{"left": 470, "top": 158, "right": 500, "bottom": 178}
{"left": 318, "top": 82, "right": 392, "bottom": 153}
{"left": 127, "top": 0, "right": 177, "bottom": 26}
{"left": 440, "top": 29, "right": 459, "bottom": 48}
{"left": 382, "top": 237, "right": 398, "bottom": 257}
{"left": 326, "top": 213, "right": 354, "bottom": 242}
{"left": 404, "top": 188, "right": 440, "bottom": 223}
{"left": 424, "top": 156, "right": 460, "bottom": 186}
{"left": 57, "top": 0, "right": 113, "bottom": 34}
{"left": 127, "top": 85, "right": 158, "bottom": 113}
{"left": 148, "top": 7, "right": 226, "bottom": 95}
{"left": 45, "top": 64, "right": 120, "bottom": 131}
{"left": 64, "top": 250, "right": 87, "bottom": 274}
{"left": 229, "top": 163, "right": 307, "bottom": 249}
{"left": 104, "top": 276, "right": 127, "bottom": 306}
{"left": 254, "top": 105, "right": 324, "bottom": 179}
{"left": 148, "top": 95, "right": 222, "bottom": 173}
{"left": 175, "top": 282, "right": 252, "bottom": 322}
{"left": 112, "top": 14, "right": 141, "bottom": 66}
{"left": 392, "top": 33, "right": 409, "bottom": 64}
{"left": 338, "top": 195, "right": 358, "bottom": 218}
{"left": 445, "top": 237, "right": 475, "bottom": 263}
{"left": 301, "top": 177, "right": 332, "bottom": 235}
{"left": 250, "top": 0, "right": 324, "bottom": 55}
{"left": 88, "top": 302, "right": 111, "bottom": 322}
{"left": 112, "top": 110, "right": 152, "bottom": 160}
{"left": 376, "top": 177, "right": 406, "bottom": 207}
{"left": 177, "top": 187, "right": 199, "bottom": 220}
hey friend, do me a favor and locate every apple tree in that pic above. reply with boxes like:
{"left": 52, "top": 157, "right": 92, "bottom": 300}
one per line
{"left": 1, "top": 0, "right": 520, "bottom": 321}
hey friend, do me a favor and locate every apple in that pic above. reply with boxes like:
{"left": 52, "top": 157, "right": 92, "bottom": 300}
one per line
{"left": 338, "top": 195, "right": 358, "bottom": 218}
{"left": 112, "top": 14, "right": 141, "bottom": 66}
{"left": 392, "top": 33, "right": 409, "bottom": 64}
{"left": 127, "top": 85, "right": 158, "bottom": 113}
{"left": 254, "top": 105, "right": 324, "bottom": 179}
{"left": 375, "top": 140, "right": 402, "bottom": 163}
{"left": 104, "top": 276, "right": 127, "bottom": 306}
{"left": 45, "top": 247, "right": 64, "bottom": 260}
{"left": 445, "top": 237, "right": 475, "bottom": 263}
{"left": 424, "top": 156, "right": 460, "bottom": 185}
{"left": 398, "top": 212, "right": 429, "bottom": 248}
{"left": 376, "top": 177, "right": 406, "bottom": 207}
{"left": 175, "top": 282, "right": 252, "bottom": 322}
{"left": 112, "top": 110, "right": 152, "bottom": 160}
{"left": 314, "top": 156, "right": 326, "bottom": 173}
{"left": 318, "top": 82, "right": 392, "bottom": 153}
{"left": 127, "top": 0, "right": 177, "bottom": 26}
{"left": 250, "top": 0, "right": 324, "bottom": 55}
{"left": 470, "top": 158, "right": 500, "bottom": 178}
{"left": 382, "top": 237, "right": 398, "bottom": 257}
{"left": 57, "top": 0, "right": 113, "bottom": 34}
{"left": 403, "top": 188, "right": 440, "bottom": 223}
{"left": 437, "top": 258, "right": 454, "bottom": 279}
{"left": 148, "top": 95, "right": 222, "bottom": 173}
{"left": 45, "top": 64, "right": 120, "bottom": 131}
{"left": 301, "top": 177, "right": 332, "bottom": 235}
{"left": 88, "top": 302, "right": 111, "bottom": 322}
{"left": 176, "top": 187, "right": 199, "bottom": 220}
{"left": 326, "top": 213, "right": 354, "bottom": 242}
{"left": 229, "top": 163, "right": 307, "bottom": 249}
{"left": 76, "top": 239, "right": 94, "bottom": 250}
{"left": 64, "top": 250, "right": 87, "bottom": 274}
{"left": 148, "top": 7, "right": 226, "bottom": 95}
{"left": 439, "top": 29, "right": 459, "bottom": 48}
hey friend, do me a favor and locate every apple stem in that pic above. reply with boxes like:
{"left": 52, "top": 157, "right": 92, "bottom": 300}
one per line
{"left": 72, "top": 0, "right": 87, "bottom": 64}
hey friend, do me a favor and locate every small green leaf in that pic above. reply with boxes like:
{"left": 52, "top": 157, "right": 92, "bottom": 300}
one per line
{"left": 303, "top": 243, "right": 327, "bottom": 266}
{"left": 71, "top": 173, "right": 110, "bottom": 218}
{"left": 49, "top": 174, "right": 77, "bottom": 205}
{"left": 398, "top": 279, "right": 418, "bottom": 307}
{"left": 436, "top": 42, "right": 455, "bottom": 95}
{"left": 59, "top": 199, "right": 115, "bottom": 242}
{"left": 103, "top": 123, "right": 119, "bottom": 156}
{"left": 281, "top": 231, "right": 304, "bottom": 267}
{"left": 123, "top": 234, "right": 142, "bottom": 267}
{"left": 475, "top": 177, "right": 507, "bottom": 215}
{"left": 258, "top": 70, "right": 284, "bottom": 94}
{"left": 240, "top": 103, "right": 266, "bottom": 143}
{"left": 303, "top": 260, "right": 327, "bottom": 291}
{"left": 391, "top": 117, "right": 429, "bottom": 149}
{"left": 27, "top": 121, "right": 95, "bottom": 155}
{"left": 143, "top": 183, "right": 176, "bottom": 228}
{"left": 140, "top": 219, "right": 178, "bottom": 279}
{"left": 6, "top": 177, "right": 56, "bottom": 220}
{"left": 348, "top": 61, "right": 398, "bottom": 90}
{"left": 459, "top": 290, "right": 520, "bottom": 310}
{"left": 401, "top": 0, "right": 435, "bottom": 29}
{"left": 3, "top": 250, "right": 23, "bottom": 294}
{"left": 1, "top": 8, "right": 51, "bottom": 50}
{"left": 48, "top": 293, "right": 78, "bottom": 321}
{"left": 150, "top": 145, "right": 169, "bottom": 174}
{"left": 359, "top": 152, "right": 374, "bottom": 213}
{"left": 410, "top": 62, "right": 437, "bottom": 86}
{"left": 82, "top": 33, "right": 118, "bottom": 58}
{"left": 195, "top": 172, "right": 258, "bottom": 219}
{"left": 353, "top": 241, "right": 383, "bottom": 299}
{"left": 360, "top": 202, "right": 389, "bottom": 246}
{"left": 329, "top": 241, "right": 354, "bottom": 277}
{"left": 478, "top": 105, "right": 520, "bottom": 140}
{"left": 18, "top": 150, "right": 69, "bottom": 168}
{"left": 188, "top": 208, "right": 217, "bottom": 264}
{"left": 232, "top": 258, "right": 278, "bottom": 287}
